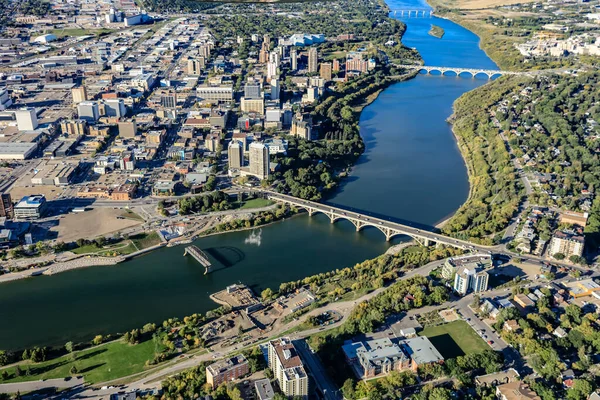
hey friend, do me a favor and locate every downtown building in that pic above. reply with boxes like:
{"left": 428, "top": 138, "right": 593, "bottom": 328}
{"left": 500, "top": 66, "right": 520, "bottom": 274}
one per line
{"left": 453, "top": 264, "right": 489, "bottom": 296}
{"left": 267, "top": 338, "right": 308, "bottom": 399}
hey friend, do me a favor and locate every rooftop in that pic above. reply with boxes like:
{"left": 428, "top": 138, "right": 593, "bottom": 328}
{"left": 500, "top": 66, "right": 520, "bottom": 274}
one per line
{"left": 399, "top": 336, "right": 444, "bottom": 365}
{"left": 206, "top": 355, "right": 248, "bottom": 376}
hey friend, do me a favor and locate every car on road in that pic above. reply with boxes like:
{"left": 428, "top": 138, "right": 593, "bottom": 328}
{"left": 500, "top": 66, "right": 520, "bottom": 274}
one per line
{"left": 487, "top": 340, "right": 494, "bottom": 345}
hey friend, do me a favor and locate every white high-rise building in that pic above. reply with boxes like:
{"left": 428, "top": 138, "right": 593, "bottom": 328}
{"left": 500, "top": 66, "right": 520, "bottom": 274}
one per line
{"left": 77, "top": 101, "right": 100, "bottom": 122}
{"left": 267, "top": 338, "right": 308, "bottom": 399}
{"left": 249, "top": 142, "right": 269, "bottom": 180}
{"left": 308, "top": 47, "right": 318, "bottom": 73}
{"left": 15, "top": 108, "right": 38, "bottom": 131}
{"left": 267, "top": 62, "right": 278, "bottom": 80}
{"left": 228, "top": 140, "right": 243, "bottom": 169}
{"left": 453, "top": 266, "right": 489, "bottom": 296}
{"left": 290, "top": 48, "right": 298, "bottom": 71}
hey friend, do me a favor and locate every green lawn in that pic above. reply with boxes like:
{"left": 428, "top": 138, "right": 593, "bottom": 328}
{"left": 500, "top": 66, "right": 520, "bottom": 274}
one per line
{"left": 238, "top": 198, "right": 274, "bottom": 210}
{"left": 0, "top": 340, "right": 157, "bottom": 384}
{"left": 120, "top": 210, "right": 144, "bottom": 221}
{"left": 419, "top": 320, "right": 489, "bottom": 359}
{"left": 130, "top": 232, "right": 162, "bottom": 250}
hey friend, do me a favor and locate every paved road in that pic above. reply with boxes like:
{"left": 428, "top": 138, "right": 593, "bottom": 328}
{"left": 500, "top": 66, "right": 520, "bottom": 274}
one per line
{"left": 0, "top": 377, "right": 85, "bottom": 394}
{"left": 293, "top": 339, "right": 342, "bottom": 400}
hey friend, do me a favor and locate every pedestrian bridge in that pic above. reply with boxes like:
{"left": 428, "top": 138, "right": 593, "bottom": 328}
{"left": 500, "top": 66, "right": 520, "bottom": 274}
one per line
{"left": 397, "top": 64, "right": 519, "bottom": 79}
{"left": 262, "top": 191, "right": 484, "bottom": 250}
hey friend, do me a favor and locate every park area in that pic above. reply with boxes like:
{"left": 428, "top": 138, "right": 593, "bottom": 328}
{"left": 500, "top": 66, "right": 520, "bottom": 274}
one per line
{"left": 0, "top": 339, "right": 156, "bottom": 384}
{"left": 419, "top": 320, "right": 488, "bottom": 359}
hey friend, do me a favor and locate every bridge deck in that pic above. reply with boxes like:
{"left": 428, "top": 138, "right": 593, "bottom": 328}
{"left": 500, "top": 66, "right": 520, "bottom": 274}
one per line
{"left": 184, "top": 245, "right": 213, "bottom": 274}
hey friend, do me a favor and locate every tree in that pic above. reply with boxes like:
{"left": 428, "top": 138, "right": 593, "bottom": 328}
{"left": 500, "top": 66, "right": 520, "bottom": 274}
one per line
{"left": 471, "top": 294, "right": 481, "bottom": 309}
{"left": 341, "top": 379, "right": 356, "bottom": 399}
{"left": 567, "top": 379, "right": 593, "bottom": 400}
{"left": 14, "top": 365, "right": 21, "bottom": 377}
{"left": 92, "top": 335, "right": 104, "bottom": 346}
{"left": 0, "top": 351, "right": 10, "bottom": 366}
{"left": 70, "top": 365, "right": 78, "bottom": 376}
{"left": 553, "top": 253, "right": 566, "bottom": 260}
{"left": 261, "top": 288, "right": 274, "bottom": 301}
{"left": 65, "top": 341, "right": 74, "bottom": 353}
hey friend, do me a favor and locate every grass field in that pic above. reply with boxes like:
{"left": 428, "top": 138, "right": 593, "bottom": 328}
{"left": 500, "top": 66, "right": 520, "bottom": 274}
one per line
{"left": 0, "top": 340, "right": 157, "bottom": 384}
{"left": 70, "top": 232, "right": 161, "bottom": 256}
{"left": 237, "top": 198, "right": 274, "bottom": 210}
{"left": 419, "top": 320, "right": 488, "bottom": 359}
{"left": 130, "top": 231, "right": 162, "bottom": 250}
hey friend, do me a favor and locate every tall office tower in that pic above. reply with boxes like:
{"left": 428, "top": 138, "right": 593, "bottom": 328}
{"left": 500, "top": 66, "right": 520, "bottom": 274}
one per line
{"left": 77, "top": 101, "right": 100, "bottom": 122}
{"left": 188, "top": 58, "right": 204, "bottom": 75}
{"left": 228, "top": 140, "right": 243, "bottom": 169}
{"left": 72, "top": 86, "right": 88, "bottom": 104}
{"left": 15, "top": 108, "right": 38, "bottom": 131}
{"left": 244, "top": 82, "right": 262, "bottom": 99}
{"left": 320, "top": 62, "right": 332, "bottom": 81}
{"left": 249, "top": 142, "right": 269, "bottom": 180}
{"left": 104, "top": 98, "right": 127, "bottom": 117}
{"left": 270, "top": 78, "right": 280, "bottom": 101}
{"left": 269, "top": 51, "right": 280, "bottom": 68}
{"left": 0, "top": 193, "right": 13, "bottom": 219}
{"left": 267, "top": 62, "right": 278, "bottom": 80}
{"left": 307, "top": 47, "right": 318, "bottom": 73}
{"left": 290, "top": 48, "right": 298, "bottom": 71}
{"left": 263, "top": 34, "right": 271, "bottom": 49}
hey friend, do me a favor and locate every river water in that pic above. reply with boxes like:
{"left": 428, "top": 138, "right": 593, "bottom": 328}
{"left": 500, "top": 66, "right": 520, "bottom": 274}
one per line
{"left": 0, "top": 0, "right": 498, "bottom": 350}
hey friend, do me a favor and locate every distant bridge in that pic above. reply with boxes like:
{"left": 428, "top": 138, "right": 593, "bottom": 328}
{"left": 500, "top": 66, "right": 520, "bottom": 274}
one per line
{"left": 184, "top": 245, "right": 213, "bottom": 274}
{"left": 397, "top": 64, "right": 521, "bottom": 79}
{"left": 390, "top": 8, "right": 432, "bottom": 18}
{"left": 262, "top": 191, "right": 491, "bottom": 251}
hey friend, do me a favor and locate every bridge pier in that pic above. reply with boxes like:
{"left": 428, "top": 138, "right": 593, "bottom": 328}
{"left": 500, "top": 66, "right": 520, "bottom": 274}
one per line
{"left": 307, "top": 208, "right": 316, "bottom": 217}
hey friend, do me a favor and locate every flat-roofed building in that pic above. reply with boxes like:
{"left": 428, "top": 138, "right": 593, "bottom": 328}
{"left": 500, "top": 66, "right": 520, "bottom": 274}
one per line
{"left": 196, "top": 83, "right": 234, "bottom": 103}
{"left": 268, "top": 338, "right": 308, "bottom": 399}
{"left": 60, "top": 120, "right": 88, "bottom": 136}
{"left": 342, "top": 338, "right": 410, "bottom": 379}
{"left": 31, "top": 161, "right": 77, "bottom": 186}
{"left": 14, "top": 195, "right": 48, "bottom": 220}
{"left": 0, "top": 142, "right": 37, "bottom": 160}
{"left": 14, "top": 108, "right": 38, "bottom": 131}
{"left": 254, "top": 378, "right": 274, "bottom": 400}
{"left": 549, "top": 230, "right": 585, "bottom": 259}
{"left": 559, "top": 211, "right": 588, "bottom": 227}
{"left": 563, "top": 278, "right": 600, "bottom": 298}
{"left": 0, "top": 193, "right": 14, "bottom": 219}
{"left": 398, "top": 336, "right": 444, "bottom": 371}
{"left": 496, "top": 381, "right": 541, "bottom": 400}
{"left": 241, "top": 97, "right": 265, "bottom": 115}
{"left": 206, "top": 355, "right": 249, "bottom": 388}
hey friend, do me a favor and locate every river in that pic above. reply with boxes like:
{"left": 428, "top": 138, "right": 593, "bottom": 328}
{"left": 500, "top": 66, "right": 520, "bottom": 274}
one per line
{"left": 0, "top": 0, "right": 498, "bottom": 350}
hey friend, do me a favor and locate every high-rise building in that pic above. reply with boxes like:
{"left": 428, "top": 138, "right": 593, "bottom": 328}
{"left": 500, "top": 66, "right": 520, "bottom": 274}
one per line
{"left": 0, "top": 193, "right": 14, "bottom": 219}
{"left": 320, "top": 62, "right": 332, "bottom": 81}
{"left": 14, "top": 108, "right": 38, "bottom": 131}
{"left": 77, "top": 101, "right": 100, "bottom": 122}
{"left": 188, "top": 58, "right": 204, "bottom": 75}
{"left": 267, "top": 338, "right": 308, "bottom": 399}
{"left": 244, "top": 82, "right": 262, "bottom": 99}
{"left": 270, "top": 78, "right": 280, "bottom": 101}
{"left": 72, "top": 86, "right": 88, "bottom": 104}
{"left": 118, "top": 120, "right": 138, "bottom": 138}
{"left": 290, "top": 48, "right": 298, "bottom": 71}
{"left": 332, "top": 59, "right": 340, "bottom": 72}
{"left": 104, "top": 98, "right": 127, "bottom": 117}
{"left": 263, "top": 34, "right": 271, "bottom": 49}
{"left": 267, "top": 62, "right": 278, "bottom": 80}
{"left": 269, "top": 51, "right": 280, "bottom": 67}
{"left": 249, "top": 142, "right": 269, "bottom": 180}
{"left": 291, "top": 113, "right": 313, "bottom": 141}
{"left": 453, "top": 265, "right": 489, "bottom": 296}
{"left": 199, "top": 44, "right": 211, "bottom": 58}
{"left": 228, "top": 140, "right": 243, "bottom": 169}
{"left": 307, "top": 47, "right": 318, "bottom": 73}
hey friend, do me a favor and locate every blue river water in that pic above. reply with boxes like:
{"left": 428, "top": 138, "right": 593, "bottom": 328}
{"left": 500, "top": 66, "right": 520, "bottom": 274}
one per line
{"left": 0, "top": 0, "right": 500, "bottom": 349}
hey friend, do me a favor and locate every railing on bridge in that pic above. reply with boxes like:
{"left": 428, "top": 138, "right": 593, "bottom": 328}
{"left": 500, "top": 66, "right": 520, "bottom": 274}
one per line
{"left": 184, "top": 245, "right": 213, "bottom": 274}
{"left": 397, "top": 64, "right": 514, "bottom": 79}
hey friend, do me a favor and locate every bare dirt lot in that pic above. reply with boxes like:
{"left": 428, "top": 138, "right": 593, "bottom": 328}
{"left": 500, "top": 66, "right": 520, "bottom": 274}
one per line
{"left": 48, "top": 208, "right": 142, "bottom": 242}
